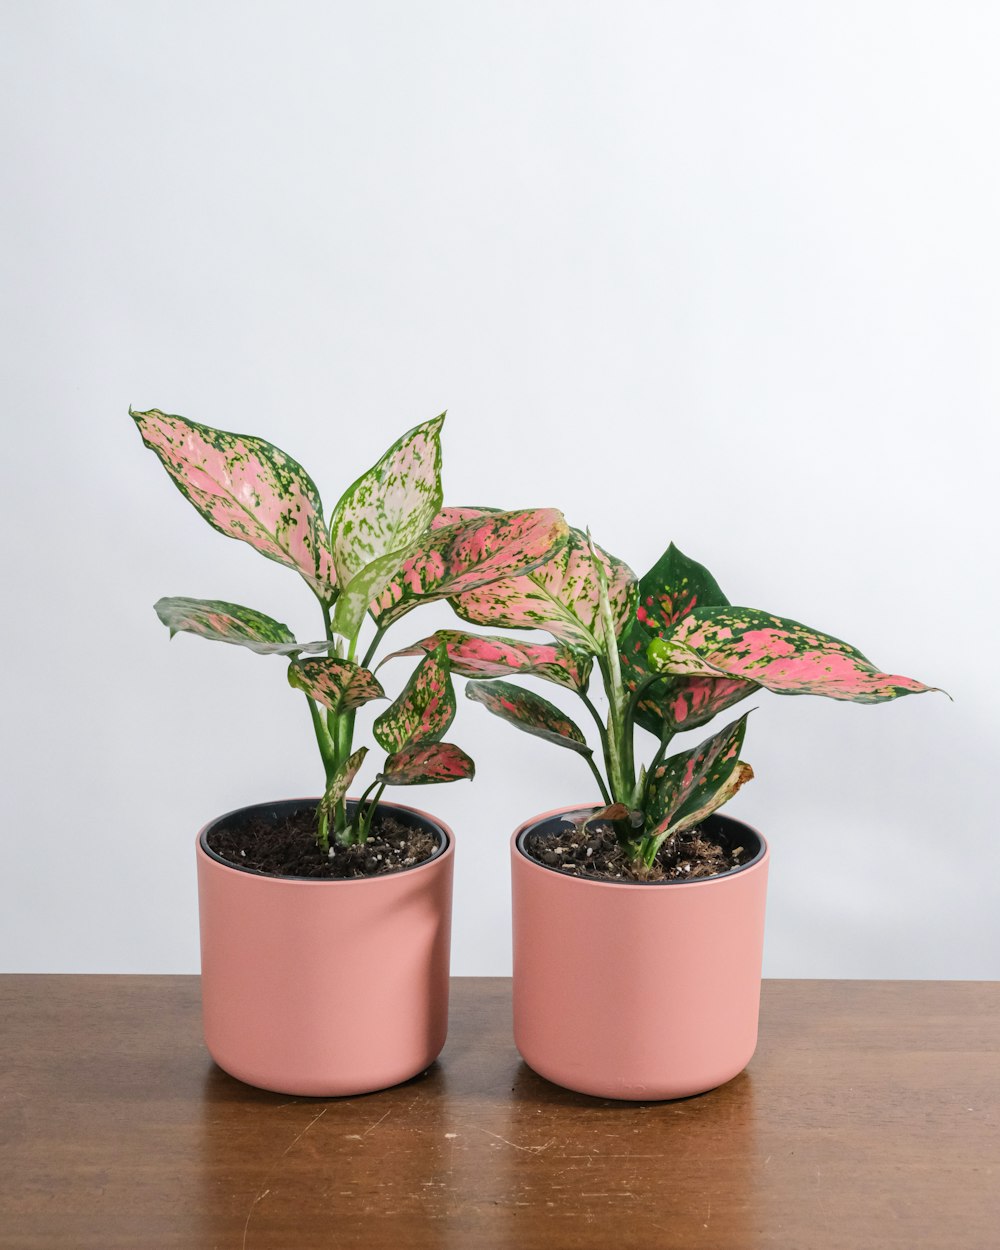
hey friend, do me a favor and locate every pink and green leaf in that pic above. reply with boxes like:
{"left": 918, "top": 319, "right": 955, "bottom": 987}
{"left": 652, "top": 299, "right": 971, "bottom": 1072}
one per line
{"left": 657, "top": 607, "right": 941, "bottom": 703}
{"left": 379, "top": 630, "right": 593, "bottom": 692}
{"left": 647, "top": 712, "right": 754, "bottom": 841}
{"left": 154, "top": 596, "right": 304, "bottom": 655}
{"left": 287, "top": 658, "right": 385, "bottom": 713}
{"left": 131, "top": 408, "right": 336, "bottom": 600}
{"left": 619, "top": 543, "right": 756, "bottom": 736}
{"left": 451, "top": 527, "right": 637, "bottom": 652}
{"left": 431, "top": 505, "right": 500, "bottom": 529}
{"left": 378, "top": 741, "right": 475, "bottom": 786}
{"left": 320, "top": 746, "right": 368, "bottom": 816}
{"left": 465, "top": 679, "right": 591, "bottom": 755}
{"left": 370, "top": 508, "right": 570, "bottom": 628}
{"left": 373, "top": 644, "right": 456, "bottom": 753}
{"left": 329, "top": 415, "right": 444, "bottom": 586}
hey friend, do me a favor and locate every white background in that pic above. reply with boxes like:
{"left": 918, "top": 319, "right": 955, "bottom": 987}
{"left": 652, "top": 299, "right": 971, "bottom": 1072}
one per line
{"left": 2, "top": 1, "right": 997, "bottom": 978}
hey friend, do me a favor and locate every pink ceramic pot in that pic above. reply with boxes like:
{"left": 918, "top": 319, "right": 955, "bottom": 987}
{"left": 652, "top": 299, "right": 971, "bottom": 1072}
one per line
{"left": 197, "top": 797, "right": 454, "bottom": 1097}
{"left": 511, "top": 805, "right": 769, "bottom": 1101}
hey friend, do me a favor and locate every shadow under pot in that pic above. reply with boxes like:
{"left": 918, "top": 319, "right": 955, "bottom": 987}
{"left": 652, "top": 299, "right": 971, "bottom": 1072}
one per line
{"left": 196, "top": 797, "right": 454, "bottom": 1097}
{"left": 511, "top": 804, "right": 769, "bottom": 1101}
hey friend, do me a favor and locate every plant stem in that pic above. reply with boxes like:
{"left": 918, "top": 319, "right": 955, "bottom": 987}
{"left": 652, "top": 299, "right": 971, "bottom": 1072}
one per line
{"left": 585, "top": 752, "right": 613, "bottom": 806}
{"left": 361, "top": 625, "right": 386, "bottom": 670}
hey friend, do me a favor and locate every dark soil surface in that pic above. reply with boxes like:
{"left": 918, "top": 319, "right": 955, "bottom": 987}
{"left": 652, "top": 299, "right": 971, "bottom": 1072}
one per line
{"left": 524, "top": 817, "right": 750, "bottom": 883}
{"left": 206, "top": 807, "right": 440, "bottom": 879}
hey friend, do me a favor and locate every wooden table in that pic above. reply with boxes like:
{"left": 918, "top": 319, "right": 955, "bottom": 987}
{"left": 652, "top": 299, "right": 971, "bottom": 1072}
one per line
{"left": 1, "top": 978, "right": 997, "bottom": 1248}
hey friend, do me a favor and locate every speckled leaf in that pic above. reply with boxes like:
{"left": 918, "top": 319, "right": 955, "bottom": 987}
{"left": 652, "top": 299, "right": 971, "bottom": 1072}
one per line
{"left": 619, "top": 543, "right": 756, "bottom": 736}
{"left": 431, "top": 506, "right": 500, "bottom": 529}
{"left": 370, "top": 509, "right": 569, "bottom": 628}
{"left": 379, "top": 631, "right": 592, "bottom": 692}
{"left": 373, "top": 644, "right": 455, "bottom": 753}
{"left": 331, "top": 545, "right": 413, "bottom": 639}
{"left": 329, "top": 416, "right": 445, "bottom": 585}
{"left": 465, "top": 680, "right": 591, "bottom": 755}
{"left": 287, "top": 658, "right": 385, "bottom": 713}
{"left": 451, "top": 527, "right": 637, "bottom": 652}
{"left": 379, "top": 741, "right": 475, "bottom": 785}
{"left": 647, "top": 713, "right": 754, "bottom": 839}
{"left": 153, "top": 596, "right": 302, "bottom": 655}
{"left": 131, "top": 408, "right": 335, "bottom": 600}
{"left": 320, "top": 747, "right": 368, "bottom": 816}
{"left": 656, "top": 608, "right": 940, "bottom": 703}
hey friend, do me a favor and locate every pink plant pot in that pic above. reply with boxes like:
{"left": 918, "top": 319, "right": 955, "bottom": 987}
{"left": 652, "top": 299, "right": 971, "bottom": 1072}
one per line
{"left": 196, "top": 797, "right": 454, "bottom": 1097}
{"left": 511, "top": 804, "right": 769, "bottom": 1101}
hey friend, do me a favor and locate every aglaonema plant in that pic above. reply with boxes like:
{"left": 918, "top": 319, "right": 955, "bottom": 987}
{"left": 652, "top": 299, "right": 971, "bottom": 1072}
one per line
{"left": 383, "top": 513, "right": 941, "bottom": 874}
{"left": 131, "top": 410, "right": 568, "bottom": 853}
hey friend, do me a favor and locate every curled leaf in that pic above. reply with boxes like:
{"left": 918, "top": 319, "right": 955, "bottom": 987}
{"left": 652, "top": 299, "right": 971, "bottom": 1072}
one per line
{"left": 647, "top": 713, "right": 754, "bottom": 840}
{"left": 288, "top": 658, "right": 385, "bottom": 713}
{"left": 319, "top": 747, "right": 368, "bottom": 817}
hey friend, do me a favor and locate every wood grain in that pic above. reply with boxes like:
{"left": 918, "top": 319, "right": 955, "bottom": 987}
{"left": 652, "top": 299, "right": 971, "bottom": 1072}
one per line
{"left": 1, "top": 977, "right": 997, "bottom": 1248}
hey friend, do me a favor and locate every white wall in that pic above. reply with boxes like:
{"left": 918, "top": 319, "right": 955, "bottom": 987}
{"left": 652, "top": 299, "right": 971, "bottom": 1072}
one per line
{"left": 2, "top": 1, "right": 996, "bottom": 978}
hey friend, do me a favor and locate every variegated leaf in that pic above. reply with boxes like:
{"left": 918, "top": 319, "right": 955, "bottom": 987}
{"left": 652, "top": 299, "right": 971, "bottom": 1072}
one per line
{"left": 657, "top": 607, "right": 940, "bottom": 703}
{"left": 379, "top": 741, "right": 475, "bottom": 785}
{"left": 647, "top": 713, "right": 754, "bottom": 839}
{"left": 619, "top": 543, "right": 755, "bottom": 736}
{"left": 379, "top": 630, "right": 592, "bottom": 692}
{"left": 287, "top": 658, "right": 385, "bottom": 713}
{"left": 329, "top": 415, "right": 444, "bottom": 585}
{"left": 451, "top": 527, "right": 637, "bottom": 652}
{"left": 320, "top": 746, "right": 368, "bottom": 815}
{"left": 131, "top": 408, "right": 336, "bottom": 600}
{"left": 431, "top": 505, "right": 500, "bottom": 529}
{"left": 373, "top": 644, "right": 455, "bottom": 753}
{"left": 154, "top": 596, "right": 302, "bottom": 655}
{"left": 370, "top": 508, "right": 570, "bottom": 628}
{"left": 331, "top": 545, "right": 413, "bottom": 640}
{"left": 465, "top": 680, "right": 591, "bottom": 755}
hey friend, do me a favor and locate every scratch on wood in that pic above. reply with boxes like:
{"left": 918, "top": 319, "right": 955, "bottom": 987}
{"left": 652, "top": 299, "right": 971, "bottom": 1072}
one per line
{"left": 361, "top": 1108, "right": 393, "bottom": 1139}
{"left": 474, "top": 1126, "right": 556, "bottom": 1153}
{"left": 241, "top": 1188, "right": 270, "bottom": 1250}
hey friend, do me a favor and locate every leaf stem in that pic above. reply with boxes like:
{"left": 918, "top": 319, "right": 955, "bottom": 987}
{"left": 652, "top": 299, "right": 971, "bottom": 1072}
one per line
{"left": 585, "top": 752, "right": 613, "bottom": 806}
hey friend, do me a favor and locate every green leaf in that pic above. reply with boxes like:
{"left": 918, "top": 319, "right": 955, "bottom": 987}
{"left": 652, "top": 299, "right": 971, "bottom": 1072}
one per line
{"left": 131, "top": 408, "right": 336, "bottom": 600}
{"left": 153, "top": 596, "right": 305, "bottom": 655}
{"left": 329, "top": 415, "right": 445, "bottom": 586}
{"left": 451, "top": 527, "right": 637, "bottom": 652}
{"left": 373, "top": 644, "right": 456, "bottom": 753}
{"left": 320, "top": 746, "right": 368, "bottom": 818}
{"left": 656, "top": 607, "right": 942, "bottom": 703}
{"left": 646, "top": 713, "right": 754, "bottom": 840}
{"left": 379, "top": 630, "right": 592, "bottom": 692}
{"left": 331, "top": 545, "right": 412, "bottom": 639}
{"left": 287, "top": 658, "right": 385, "bottom": 714}
{"left": 465, "top": 680, "right": 591, "bottom": 755}
{"left": 370, "top": 508, "right": 570, "bottom": 628}
{"left": 619, "top": 543, "right": 755, "bottom": 736}
{"left": 379, "top": 741, "right": 475, "bottom": 785}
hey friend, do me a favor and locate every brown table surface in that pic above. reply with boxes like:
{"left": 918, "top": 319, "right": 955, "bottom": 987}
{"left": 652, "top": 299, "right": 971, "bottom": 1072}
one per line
{"left": 1, "top": 977, "right": 997, "bottom": 1249}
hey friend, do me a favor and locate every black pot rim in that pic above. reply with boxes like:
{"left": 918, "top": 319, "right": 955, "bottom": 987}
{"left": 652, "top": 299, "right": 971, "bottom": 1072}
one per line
{"left": 198, "top": 796, "right": 450, "bottom": 881}
{"left": 515, "top": 806, "right": 767, "bottom": 887}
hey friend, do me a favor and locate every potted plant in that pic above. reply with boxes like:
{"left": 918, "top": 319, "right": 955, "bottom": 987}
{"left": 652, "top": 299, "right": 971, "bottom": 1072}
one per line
{"left": 130, "top": 409, "right": 567, "bottom": 1096}
{"left": 387, "top": 521, "right": 940, "bottom": 1099}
